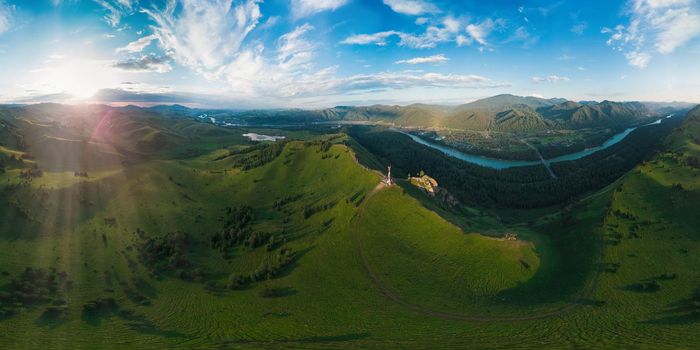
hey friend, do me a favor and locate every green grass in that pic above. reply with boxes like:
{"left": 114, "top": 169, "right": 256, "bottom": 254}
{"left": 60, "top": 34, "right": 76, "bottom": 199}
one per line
{"left": 360, "top": 186, "right": 541, "bottom": 312}
{"left": 0, "top": 109, "right": 699, "bottom": 348}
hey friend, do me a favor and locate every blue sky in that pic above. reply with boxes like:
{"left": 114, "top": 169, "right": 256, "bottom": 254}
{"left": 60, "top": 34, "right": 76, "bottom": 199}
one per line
{"left": 0, "top": 0, "right": 699, "bottom": 108}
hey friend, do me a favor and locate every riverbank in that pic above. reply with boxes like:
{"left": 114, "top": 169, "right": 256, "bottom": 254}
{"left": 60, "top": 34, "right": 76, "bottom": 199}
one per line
{"left": 401, "top": 114, "right": 674, "bottom": 171}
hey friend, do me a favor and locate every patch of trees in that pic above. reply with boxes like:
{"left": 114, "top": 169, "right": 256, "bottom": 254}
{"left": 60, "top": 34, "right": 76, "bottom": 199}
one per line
{"left": 537, "top": 130, "right": 622, "bottom": 159}
{"left": 686, "top": 156, "right": 700, "bottom": 169}
{"left": 630, "top": 279, "right": 662, "bottom": 293}
{"left": 210, "top": 206, "right": 284, "bottom": 251}
{"left": 612, "top": 209, "right": 638, "bottom": 221}
{"left": 427, "top": 130, "right": 620, "bottom": 162}
{"left": 227, "top": 248, "right": 295, "bottom": 290}
{"left": 211, "top": 206, "right": 252, "bottom": 250}
{"left": 18, "top": 167, "right": 43, "bottom": 180}
{"left": 273, "top": 194, "right": 303, "bottom": 211}
{"left": 304, "top": 136, "right": 342, "bottom": 153}
{"left": 658, "top": 273, "right": 678, "bottom": 280}
{"left": 347, "top": 190, "right": 364, "bottom": 205}
{"left": 214, "top": 142, "right": 286, "bottom": 170}
{"left": 0, "top": 267, "right": 69, "bottom": 319}
{"left": 42, "top": 303, "right": 69, "bottom": 320}
{"left": 104, "top": 218, "right": 117, "bottom": 227}
{"left": 304, "top": 200, "right": 338, "bottom": 219}
{"left": 121, "top": 277, "right": 154, "bottom": 306}
{"left": 349, "top": 117, "right": 683, "bottom": 208}
{"left": 82, "top": 297, "right": 119, "bottom": 318}
{"left": 138, "top": 232, "right": 191, "bottom": 276}
{"left": 320, "top": 141, "right": 332, "bottom": 153}
{"left": 601, "top": 262, "right": 621, "bottom": 273}
{"left": 259, "top": 287, "right": 295, "bottom": 298}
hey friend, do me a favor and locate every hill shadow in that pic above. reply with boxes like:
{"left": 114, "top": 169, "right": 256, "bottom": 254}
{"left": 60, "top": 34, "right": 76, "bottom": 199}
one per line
{"left": 642, "top": 288, "right": 700, "bottom": 325}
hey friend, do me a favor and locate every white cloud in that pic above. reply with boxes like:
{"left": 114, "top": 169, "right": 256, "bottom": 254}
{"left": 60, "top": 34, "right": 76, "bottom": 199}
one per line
{"left": 292, "top": 0, "right": 349, "bottom": 18}
{"left": 505, "top": 26, "right": 539, "bottom": 47}
{"left": 142, "top": 1, "right": 332, "bottom": 99}
{"left": 442, "top": 16, "right": 461, "bottom": 32}
{"left": 604, "top": 0, "right": 700, "bottom": 68}
{"left": 382, "top": 0, "right": 440, "bottom": 16}
{"left": 341, "top": 31, "right": 399, "bottom": 46}
{"left": 342, "top": 16, "right": 463, "bottom": 49}
{"left": 137, "top": 0, "right": 505, "bottom": 103}
{"left": 337, "top": 72, "right": 508, "bottom": 91}
{"left": 625, "top": 50, "right": 652, "bottom": 68}
{"left": 465, "top": 18, "right": 505, "bottom": 46}
{"left": 277, "top": 23, "right": 316, "bottom": 70}
{"left": 557, "top": 53, "right": 575, "bottom": 61}
{"left": 112, "top": 54, "right": 172, "bottom": 73}
{"left": 415, "top": 17, "right": 429, "bottom": 25}
{"left": 395, "top": 54, "right": 449, "bottom": 64}
{"left": 116, "top": 34, "right": 157, "bottom": 53}
{"left": 0, "top": 1, "right": 14, "bottom": 35}
{"left": 456, "top": 35, "right": 471, "bottom": 47}
{"left": 94, "top": 0, "right": 135, "bottom": 27}
{"left": 571, "top": 22, "right": 588, "bottom": 35}
{"left": 143, "top": 0, "right": 262, "bottom": 71}
{"left": 532, "top": 75, "right": 570, "bottom": 83}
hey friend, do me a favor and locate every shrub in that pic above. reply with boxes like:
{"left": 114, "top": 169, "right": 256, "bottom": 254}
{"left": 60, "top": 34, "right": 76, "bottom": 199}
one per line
{"left": 82, "top": 298, "right": 118, "bottom": 316}
{"left": 227, "top": 274, "right": 249, "bottom": 290}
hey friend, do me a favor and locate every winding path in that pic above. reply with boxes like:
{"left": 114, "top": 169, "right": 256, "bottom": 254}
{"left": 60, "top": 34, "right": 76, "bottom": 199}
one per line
{"left": 353, "top": 183, "right": 602, "bottom": 322}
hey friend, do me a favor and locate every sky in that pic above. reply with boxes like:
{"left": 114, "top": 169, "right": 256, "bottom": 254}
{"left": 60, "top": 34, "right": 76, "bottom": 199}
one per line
{"left": 0, "top": 0, "right": 699, "bottom": 108}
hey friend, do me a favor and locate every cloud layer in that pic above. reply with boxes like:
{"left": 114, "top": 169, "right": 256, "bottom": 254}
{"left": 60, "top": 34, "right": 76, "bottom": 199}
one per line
{"left": 382, "top": 0, "right": 439, "bottom": 16}
{"left": 112, "top": 54, "right": 172, "bottom": 73}
{"left": 604, "top": 0, "right": 700, "bottom": 68}
{"left": 0, "top": 1, "right": 13, "bottom": 35}
{"left": 292, "top": 0, "right": 348, "bottom": 18}
{"left": 532, "top": 75, "right": 570, "bottom": 83}
{"left": 395, "top": 54, "right": 448, "bottom": 64}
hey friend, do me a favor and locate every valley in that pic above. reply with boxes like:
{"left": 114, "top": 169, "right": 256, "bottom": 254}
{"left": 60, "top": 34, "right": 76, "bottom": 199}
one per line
{"left": 2, "top": 1, "right": 700, "bottom": 348}
{"left": 0, "top": 100, "right": 698, "bottom": 349}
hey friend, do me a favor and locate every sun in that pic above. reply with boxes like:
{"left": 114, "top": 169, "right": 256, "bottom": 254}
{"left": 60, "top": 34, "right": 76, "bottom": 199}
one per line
{"left": 30, "top": 57, "right": 121, "bottom": 100}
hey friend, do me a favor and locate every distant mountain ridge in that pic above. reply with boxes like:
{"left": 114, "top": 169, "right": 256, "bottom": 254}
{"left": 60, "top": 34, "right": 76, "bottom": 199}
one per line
{"left": 196, "top": 94, "right": 671, "bottom": 132}
{"left": 2, "top": 94, "right": 690, "bottom": 134}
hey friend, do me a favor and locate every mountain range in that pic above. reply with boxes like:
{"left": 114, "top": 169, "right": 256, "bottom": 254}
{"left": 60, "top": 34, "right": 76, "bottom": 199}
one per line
{"left": 2, "top": 95, "right": 695, "bottom": 135}
{"left": 194, "top": 94, "right": 693, "bottom": 132}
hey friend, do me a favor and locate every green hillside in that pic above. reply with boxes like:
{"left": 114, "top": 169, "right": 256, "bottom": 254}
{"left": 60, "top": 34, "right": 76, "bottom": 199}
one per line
{"left": 0, "top": 105, "right": 698, "bottom": 348}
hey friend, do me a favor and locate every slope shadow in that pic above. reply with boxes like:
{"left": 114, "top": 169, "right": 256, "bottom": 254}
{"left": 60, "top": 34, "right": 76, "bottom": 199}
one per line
{"left": 118, "top": 309, "right": 187, "bottom": 338}
{"left": 642, "top": 288, "right": 700, "bottom": 325}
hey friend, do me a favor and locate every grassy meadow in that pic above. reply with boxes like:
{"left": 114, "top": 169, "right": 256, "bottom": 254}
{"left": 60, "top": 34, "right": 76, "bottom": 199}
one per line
{"left": 0, "top": 106, "right": 698, "bottom": 348}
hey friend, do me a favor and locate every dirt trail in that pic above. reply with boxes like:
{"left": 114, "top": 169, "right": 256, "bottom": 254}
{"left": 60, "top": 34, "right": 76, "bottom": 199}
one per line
{"left": 353, "top": 184, "right": 602, "bottom": 322}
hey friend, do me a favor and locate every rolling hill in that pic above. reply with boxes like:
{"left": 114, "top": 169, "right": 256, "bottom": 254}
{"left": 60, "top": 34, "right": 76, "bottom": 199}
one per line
{"left": 0, "top": 103, "right": 698, "bottom": 349}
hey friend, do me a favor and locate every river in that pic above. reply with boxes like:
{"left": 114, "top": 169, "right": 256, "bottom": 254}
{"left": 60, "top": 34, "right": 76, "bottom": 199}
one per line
{"left": 402, "top": 114, "right": 675, "bottom": 171}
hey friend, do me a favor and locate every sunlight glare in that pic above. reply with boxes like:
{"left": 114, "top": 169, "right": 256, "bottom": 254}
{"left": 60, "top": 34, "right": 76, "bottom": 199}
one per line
{"left": 30, "top": 57, "right": 120, "bottom": 100}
